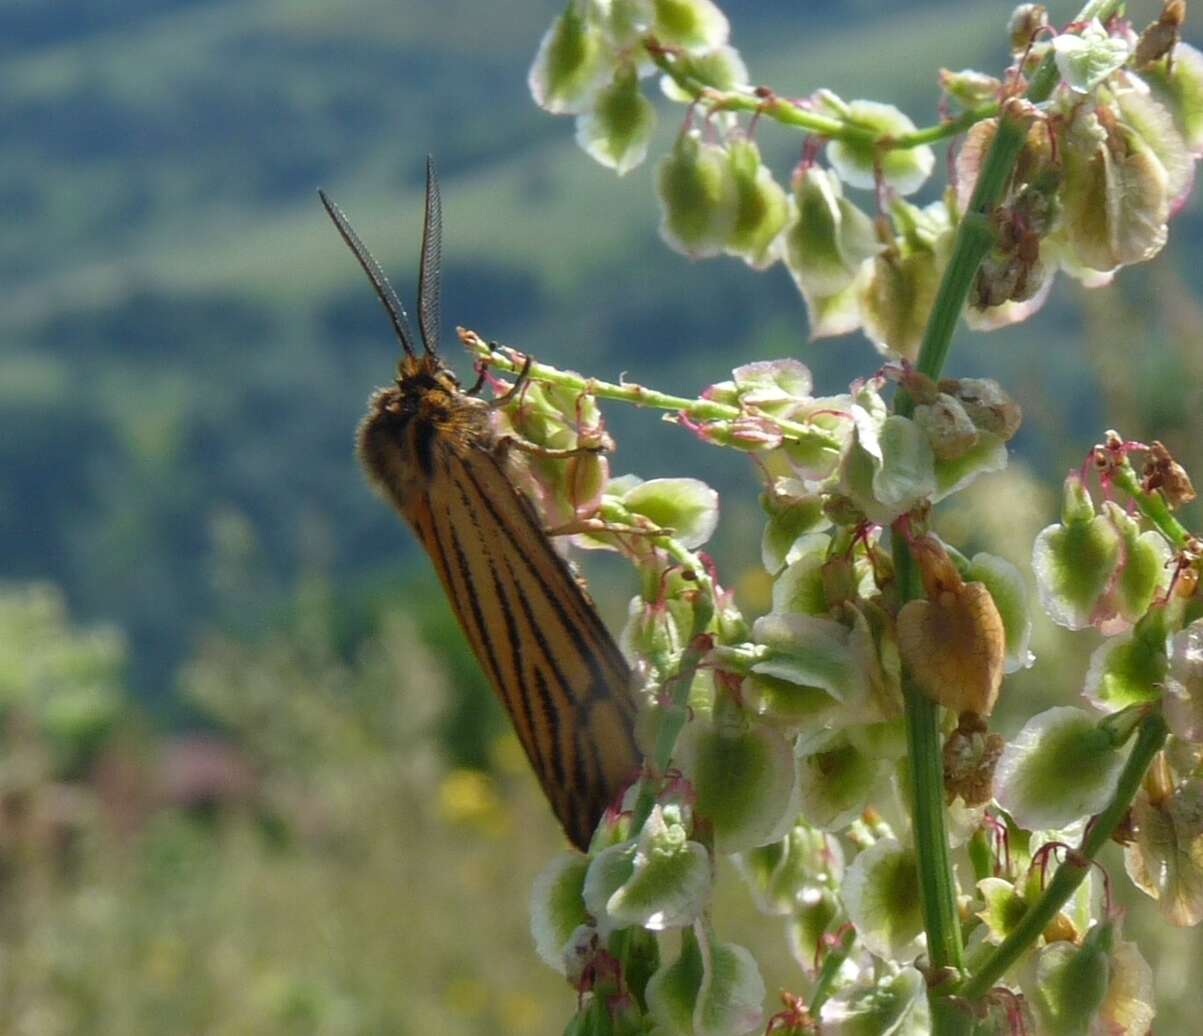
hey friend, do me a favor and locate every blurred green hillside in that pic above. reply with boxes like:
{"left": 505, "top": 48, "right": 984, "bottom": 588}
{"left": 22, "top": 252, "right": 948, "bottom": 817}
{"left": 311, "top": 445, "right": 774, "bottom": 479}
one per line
{"left": 5, "top": 0, "right": 1197, "bottom": 709}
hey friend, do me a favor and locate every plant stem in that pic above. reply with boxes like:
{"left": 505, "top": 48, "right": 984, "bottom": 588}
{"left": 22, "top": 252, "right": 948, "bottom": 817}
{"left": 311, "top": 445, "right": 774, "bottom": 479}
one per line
{"left": 958, "top": 712, "right": 1169, "bottom": 1001}
{"left": 592, "top": 496, "right": 719, "bottom": 834}
{"left": 646, "top": 44, "right": 998, "bottom": 149}
{"left": 1110, "top": 460, "right": 1193, "bottom": 551}
{"left": 458, "top": 328, "right": 844, "bottom": 453}
{"left": 807, "top": 927, "right": 856, "bottom": 1015}
{"left": 884, "top": 2, "right": 1126, "bottom": 1024}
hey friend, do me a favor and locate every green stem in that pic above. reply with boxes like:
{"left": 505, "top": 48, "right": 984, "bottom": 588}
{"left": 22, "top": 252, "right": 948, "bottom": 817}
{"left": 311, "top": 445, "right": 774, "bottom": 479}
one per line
{"left": 1110, "top": 459, "right": 1193, "bottom": 551}
{"left": 593, "top": 497, "right": 719, "bottom": 833}
{"left": 959, "top": 712, "right": 1169, "bottom": 1001}
{"left": 458, "top": 329, "right": 844, "bottom": 453}
{"left": 647, "top": 44, "right": 997, "bottom": 149}
{"left": 885, "top": 4, "right": 1123, "bottom": 1027}
{"left": 807, "top": 926, "right": 856, "bottom": 1015}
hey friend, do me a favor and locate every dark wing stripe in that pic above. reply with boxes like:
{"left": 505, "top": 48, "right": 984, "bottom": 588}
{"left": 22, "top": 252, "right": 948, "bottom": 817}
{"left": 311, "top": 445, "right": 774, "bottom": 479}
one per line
{"left": 458, "top": 456, "right": 628, "bottom": 690}
{"left": 476, "top": 532, "right": 555, "bottom": 786}
{"left": 426, "top": 499, "right": 517, "bottom": 724}
{"left": 496, "top": 548, "right": 579, "bottom": 790}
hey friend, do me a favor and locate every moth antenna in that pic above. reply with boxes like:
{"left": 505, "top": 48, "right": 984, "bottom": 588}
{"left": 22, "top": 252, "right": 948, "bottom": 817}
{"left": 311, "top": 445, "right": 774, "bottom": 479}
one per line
{"left": 417, "top": 155, "right": 442, "bottom": 357}
{"left": 318, "top": 188, "right": 417, "bottom": 359}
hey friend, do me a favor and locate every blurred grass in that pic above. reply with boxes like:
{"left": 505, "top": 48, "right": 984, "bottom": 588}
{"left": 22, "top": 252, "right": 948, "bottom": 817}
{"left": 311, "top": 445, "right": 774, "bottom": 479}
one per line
{"left": 1, "top": 554, "right": 1201, "bottom": 1032}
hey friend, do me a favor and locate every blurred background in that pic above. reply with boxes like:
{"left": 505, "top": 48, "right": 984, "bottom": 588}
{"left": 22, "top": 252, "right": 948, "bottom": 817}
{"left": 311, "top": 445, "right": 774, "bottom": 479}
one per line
{"left": 2, "top": 0, "right": 1202, "bottom": 1032}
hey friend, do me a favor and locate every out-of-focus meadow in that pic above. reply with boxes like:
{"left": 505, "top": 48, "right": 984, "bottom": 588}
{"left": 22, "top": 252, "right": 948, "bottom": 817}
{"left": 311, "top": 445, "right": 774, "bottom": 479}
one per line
{"left": 3, "top": 0, "right": 1203, "bottom": 1032}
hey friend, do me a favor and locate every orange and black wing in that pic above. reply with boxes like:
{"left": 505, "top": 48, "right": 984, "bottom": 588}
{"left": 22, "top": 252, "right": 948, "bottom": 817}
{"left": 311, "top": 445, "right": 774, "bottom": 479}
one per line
{"left": 409, "top": 447, "right": 641, "bottom": 850}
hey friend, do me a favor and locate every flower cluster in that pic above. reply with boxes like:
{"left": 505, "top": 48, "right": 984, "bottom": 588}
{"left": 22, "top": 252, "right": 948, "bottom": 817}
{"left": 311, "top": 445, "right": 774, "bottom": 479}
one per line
{"left": 503, "top": 2, "right": 1203, "bottom": 1033}
{"left": 530, "top": 0, "right": 1202, "bottom": 356}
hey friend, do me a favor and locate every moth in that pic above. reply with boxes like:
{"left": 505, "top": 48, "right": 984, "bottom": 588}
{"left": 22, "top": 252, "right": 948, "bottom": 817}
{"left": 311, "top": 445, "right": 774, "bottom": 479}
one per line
{"left": 319, "top": 159, "right": 641, "bottom": 850}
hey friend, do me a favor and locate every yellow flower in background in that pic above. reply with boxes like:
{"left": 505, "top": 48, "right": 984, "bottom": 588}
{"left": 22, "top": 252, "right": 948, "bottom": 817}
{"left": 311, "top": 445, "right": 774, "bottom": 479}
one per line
{"left": 438, "top": 768, "right": 509, "bottom": 838}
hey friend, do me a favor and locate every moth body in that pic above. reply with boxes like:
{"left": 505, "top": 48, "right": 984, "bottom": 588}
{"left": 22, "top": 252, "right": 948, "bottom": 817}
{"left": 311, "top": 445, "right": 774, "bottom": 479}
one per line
{"left": 321, "top": 162, "right": 642, "bottom": 850}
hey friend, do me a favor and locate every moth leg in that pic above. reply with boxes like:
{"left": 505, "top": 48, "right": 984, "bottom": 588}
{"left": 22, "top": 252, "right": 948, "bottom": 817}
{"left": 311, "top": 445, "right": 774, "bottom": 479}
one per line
{"left": 544, "top": 517, "right": 661, "bottom": 538}
{"left": 464, "top": 363, "right": 489, "bottom": 397}
{"left": 497, "top": 436, "right": 608, "bottom": 463}
{"left": 488, "top": 354, "right": 534, "bottom": 409}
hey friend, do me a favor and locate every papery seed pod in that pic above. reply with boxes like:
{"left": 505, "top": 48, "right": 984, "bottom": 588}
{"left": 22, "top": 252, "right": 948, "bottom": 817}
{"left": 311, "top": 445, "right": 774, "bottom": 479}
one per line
{"left": 1134, "top": 0, "right": 1186, "bottom": 68}
{"left": 913, "top": 393, "right": 980, "bottom": 461}
{"left": 724, "top": 137, "right": 790, "bottom": 268}
{"left": 943, "top": 712, "right": 1005, "bottom": 806}
{"left": 1143, "top": 440, "right": 1197, "bottom": 508}
{"left": 897, "top": 536, "right": 1005, "bottom": 716}
{"left": 656, "top": 131, "right": 738, "bottom": 258}
{"left": 575, "top": 63, "right": 656, "bottom": 175}
{"left": 938, "top": 377, "right": 1023, "bottom": 440}
{"left": 827, "top": 100, "right": 936, "bottom": 196}
{"left": 1009, "top": 4, "right": 1049, "bottom": 54}
{"left": 529, "top": 3, "right": 611, "bottom": 115}
{"left": 940, "top": 68, "right": 1003, "bottom": 107}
